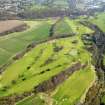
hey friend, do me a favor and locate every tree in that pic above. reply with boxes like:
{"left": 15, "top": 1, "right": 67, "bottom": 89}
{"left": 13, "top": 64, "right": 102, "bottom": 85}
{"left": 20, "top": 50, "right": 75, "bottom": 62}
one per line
{"left": 0, "top": 0, "right": 33, "bottom": 15}
{"left": 42, "top": 0, "right": 54, "bottom": 7}
{"left": 67, "top": 0, "right": 77, "bottom": 10}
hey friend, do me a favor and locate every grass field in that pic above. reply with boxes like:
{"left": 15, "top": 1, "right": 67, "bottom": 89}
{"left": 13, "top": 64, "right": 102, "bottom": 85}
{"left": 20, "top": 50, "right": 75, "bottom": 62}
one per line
{"left": 0, "top": 17, "right": 92, "bottom": 67}
{"left": 16, "top": 67, "right": 96, "bottom": 105}
{"left": 0, "top": 37, "right": 87, "bottom": 96}
{"left": 16, "top": 94, "right": 45, "bottom": 105}
{"left": 101, "top": 95, "right": 105, "bottom": 104}
{"left": 90, "top": 12, "right": 105, "bottom": 32}
{"left": 52, "top": 68, "right": 96, "bottom": 105}
{"left": 53, "top": 18, "right": 73, "bottom": 36}
{"left": 0, "top": 17, "right": 96, "bottom": 105}
{"left": 0, "top": 19, "right": 56, "bottom": 66}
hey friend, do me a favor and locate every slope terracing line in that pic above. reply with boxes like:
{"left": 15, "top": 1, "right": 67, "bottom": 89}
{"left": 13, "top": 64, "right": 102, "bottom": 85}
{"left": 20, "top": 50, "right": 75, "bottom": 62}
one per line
{"left": 0, "top": 62, "right": 87, "bottom": 105}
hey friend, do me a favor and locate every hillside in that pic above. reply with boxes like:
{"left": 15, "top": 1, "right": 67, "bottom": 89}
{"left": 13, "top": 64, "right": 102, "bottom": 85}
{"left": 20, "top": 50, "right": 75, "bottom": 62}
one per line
{"left": 0, "top": 1, "right": 105, "bottom": 105}
{"left": 0, "top": 17, "right": 97, "bottom": 105}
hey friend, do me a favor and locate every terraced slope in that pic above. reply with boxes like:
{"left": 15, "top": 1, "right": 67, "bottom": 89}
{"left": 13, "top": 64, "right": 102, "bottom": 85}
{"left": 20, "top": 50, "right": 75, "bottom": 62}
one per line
{"left": 0, "top": 19, "right": 56, "bottom": 66}
{"left": 90, "top": 12, "right": 105, "bottom": 105}
{"left": 16, "top": 94, "right": 45, "bottom": 105}
{"left": 0, "top": 37, "right": 91, "bottom": 96}
{"left": 90, "top": 12, "right": 105, "bottom": 32}
{"left": 0, "top": 18, "right": 96, "bottom": 105}
{"left": 53, "top": 18, "right": 73, "bottom": 36}
{"left": 17, "top": 68, "right": 95, "bottom": 105}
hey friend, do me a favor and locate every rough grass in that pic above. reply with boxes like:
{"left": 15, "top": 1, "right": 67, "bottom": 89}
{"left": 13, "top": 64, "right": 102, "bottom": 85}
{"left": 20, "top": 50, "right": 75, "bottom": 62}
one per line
{"left": 0, "top": 17, "right": 92, "bottom": 66}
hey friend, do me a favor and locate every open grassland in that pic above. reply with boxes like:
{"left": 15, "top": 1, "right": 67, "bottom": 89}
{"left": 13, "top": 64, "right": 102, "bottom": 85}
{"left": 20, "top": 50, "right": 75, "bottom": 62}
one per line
{"left": 90, "top": 12, "right": 105, "bottom": 32}
{"left": 0, "top": 17, "right": 95, "bottom": 105}
{"left": 0, "top": 19, "right": 56, "bottom": 66}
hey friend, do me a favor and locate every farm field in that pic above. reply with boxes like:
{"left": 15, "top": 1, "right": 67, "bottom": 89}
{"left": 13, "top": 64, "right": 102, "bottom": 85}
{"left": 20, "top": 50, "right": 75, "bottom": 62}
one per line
{"left": 0, "top": 36, "right": 94, "bottom": 96}
{"left": 0, "top": 18, "right": 56, "bottom": 66}
{"left": 16, "top": 68, "right": 96, "bottom": 105}
{"left": 1, "top": 0, "right": 105, "bottom": 104}
{"left": 0, "top": 17, "right": 96, "bottom": 105}
{"left": 0, "top": 17, "right": 92, "bottom": 67}
{"left": 90, "top": 12, "right": 105, "bottom": 32}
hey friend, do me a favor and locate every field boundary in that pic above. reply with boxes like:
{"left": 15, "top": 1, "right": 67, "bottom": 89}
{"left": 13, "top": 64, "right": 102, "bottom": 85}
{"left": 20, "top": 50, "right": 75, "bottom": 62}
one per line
{"left": 0, "top": 62, "right": 86, "bottom": 104}
{"left": 0, "top": 33, "right": 75, "bottom": 74}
